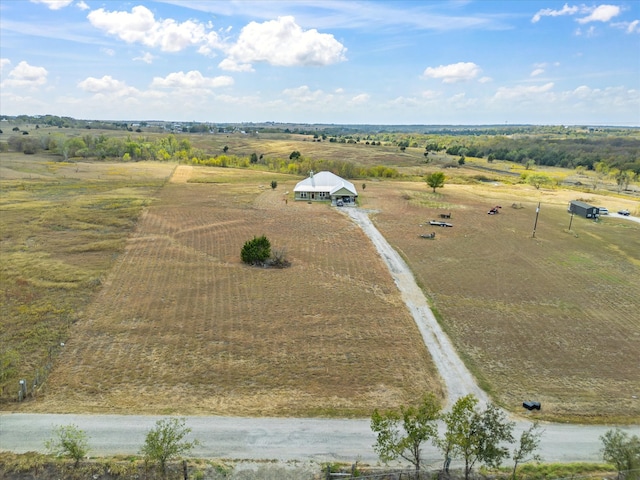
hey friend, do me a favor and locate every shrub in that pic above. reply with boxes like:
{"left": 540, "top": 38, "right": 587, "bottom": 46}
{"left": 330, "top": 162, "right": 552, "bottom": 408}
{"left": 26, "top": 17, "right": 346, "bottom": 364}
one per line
{"left": 44, "top": 424, "right": 89, "bottom": 467}
{"left": 241, "top": 235, "right": 271, "bottom": 265}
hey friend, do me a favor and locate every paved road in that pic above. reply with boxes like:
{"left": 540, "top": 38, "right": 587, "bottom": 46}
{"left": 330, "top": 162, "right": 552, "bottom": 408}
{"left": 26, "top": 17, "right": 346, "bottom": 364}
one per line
{"left": 1, "top": 207, "right": 638, "bottom": 465}
{"left": 1, "top": 413, "right": 638, "bottom": 464}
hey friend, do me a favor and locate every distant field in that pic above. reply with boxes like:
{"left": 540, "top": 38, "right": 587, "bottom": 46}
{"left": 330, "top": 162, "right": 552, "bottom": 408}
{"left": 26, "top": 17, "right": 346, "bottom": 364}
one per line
{"left": 2, "top": 144, "right": 639, "bottom": 423}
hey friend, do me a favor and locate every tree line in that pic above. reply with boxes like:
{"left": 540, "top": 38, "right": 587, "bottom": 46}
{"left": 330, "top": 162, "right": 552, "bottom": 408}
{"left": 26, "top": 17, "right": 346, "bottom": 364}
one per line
{"left": 372, "top": 393, "right": 640, "bottom": 480}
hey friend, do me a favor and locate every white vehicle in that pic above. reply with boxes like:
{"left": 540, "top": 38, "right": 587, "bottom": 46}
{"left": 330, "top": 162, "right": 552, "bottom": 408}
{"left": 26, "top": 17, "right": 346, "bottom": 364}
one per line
{"left": 598, "top": 207, "right": 609, "bottom": 215}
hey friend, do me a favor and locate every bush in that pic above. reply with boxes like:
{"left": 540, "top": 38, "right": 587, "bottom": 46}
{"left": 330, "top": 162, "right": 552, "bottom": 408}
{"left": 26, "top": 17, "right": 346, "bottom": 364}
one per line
{"left": 241, "top": 236, "right": 271, "bottom": 265}
{"left": 44, "top": 424, "right": 89, "bottom": 467}
{"left": 140, "top": 418, "right": 199, "bottom": 475}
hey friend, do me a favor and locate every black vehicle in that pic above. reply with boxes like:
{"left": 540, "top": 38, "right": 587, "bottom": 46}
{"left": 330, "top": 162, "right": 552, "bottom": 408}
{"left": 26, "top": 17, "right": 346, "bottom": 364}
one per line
{"left": 618, "top": 209, "right": 630, "bottom": 216}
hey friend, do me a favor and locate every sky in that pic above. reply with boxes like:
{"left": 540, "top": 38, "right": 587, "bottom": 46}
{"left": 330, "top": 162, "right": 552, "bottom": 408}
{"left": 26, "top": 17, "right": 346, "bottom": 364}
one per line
{"left": 1, "top": 0, "right": 639, "bottom": 125}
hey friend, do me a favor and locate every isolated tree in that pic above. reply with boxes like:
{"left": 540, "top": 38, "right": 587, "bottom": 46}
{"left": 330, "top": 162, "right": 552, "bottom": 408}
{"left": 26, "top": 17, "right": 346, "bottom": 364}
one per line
{"left": 511, "top": 422, "right": 543, "bottom": 479}
{"left": 488, "top": 153, "right": 495, "bottom": 163}
{"left": 45, "top": 424, "right": 89, "bottom": 467}
{"left": 362, "top": 183, "right": 366, "bottom": 191}
{"left": 601, "top": 428, "right": 640, "bottom": 480}
{"left": 271, "top": 180, "right": 278, "bottom": 190}
{"left": 525, "top": 173, "right": 552, "bottom": 190}
{"left": 241, "top": 235, "right": 271, "bottom": 265}
{"left": 371, "top": 393, "right": 441, "bottom": 473}
{"left": 425, "top": 172, "right": 446, "bottom": 193}
{"left": 614, "top": 169, "right": 634, "bottom": 193}
{"left": 140, "top": 418, "right": 199, "bottom": 476}
{"left": 223, "top": 145, "right": 229, "bottom": 153}
{"left": 440, "top": 394, "right": 515, "bottom": 480}
{"left": 250, "top": 152, "right": 258, "bottom": 164}
{"left": 458, "top": 155, "right": 466, "bottom": 165}
{"left": 289, "top": 150, "right": 301, "bottom": 160}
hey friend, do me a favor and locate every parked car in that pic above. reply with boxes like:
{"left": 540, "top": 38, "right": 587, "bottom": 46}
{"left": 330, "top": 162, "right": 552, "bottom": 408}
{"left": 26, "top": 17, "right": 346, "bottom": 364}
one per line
{"left": 336, "top": 200, "right": 344, "bottom": 207}
{"left": 598, "top": 207, "right": 609, "bottom": 215}
{"left": 618, "top": 209, "right": 630, "bottom": 216}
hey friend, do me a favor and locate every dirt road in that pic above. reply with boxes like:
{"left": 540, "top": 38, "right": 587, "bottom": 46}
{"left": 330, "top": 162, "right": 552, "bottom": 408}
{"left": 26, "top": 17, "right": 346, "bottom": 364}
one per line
{"left": 344, "top": 207, "right": 489, "bottom": 408}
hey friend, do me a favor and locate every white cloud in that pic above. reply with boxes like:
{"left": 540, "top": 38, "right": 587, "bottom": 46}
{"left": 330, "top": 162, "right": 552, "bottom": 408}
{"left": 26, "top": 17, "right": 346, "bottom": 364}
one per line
{"left": 422, "top": 62, "right": 481, "bottom": 83}
{"left": 282, "top": 85, "right": 326, "bottom": 102}
{"left": 101, "top": 48, "right": 115, "bottom": 57}
{"left": 77, "top": 75, "right": 137, "bottom": 96}
{"left": 221, "top": 16, "right": 347, "bottom": 70}
{"left": 217, "top": 58, "right": 254, "bottom": 72}
{"left": 494, "top": 82, "right": 555, "bottom": 101}
{"left": 610, "top": 19, "right": 640, "bottom": 34}
{"left": 150, "top": 71, "right": 234, "bottom": 89}
{"left": 531, "top": 68, "right": 545, "bottom": 77}
{"left": 0, "top": 58, "right": 11, "bottom": 73}
{"left": 532, "top": 4, "right": 579, "bottom": 23}
{"left": 30, "top": 0, "right": 73, "bottom": 10}
{"left": 76, "top": 1, "right": 89, "bottom": 11}
{"left": 87, "top": 5, "right": 223, "bottom": 53}
{"left": 577, "top": 5, "right": 620, "bottom": 24}
{"left": 134, "top": 52, "right": 156, "bottom": 64}
{"left": 3, "top": 61, "right": 48, "bottom": 87}
{"left": 348, "top": 93, "right": 370, "bottom": 105}
{"left": 575, "top": 25, "right": 597, "bottom": 37}
{"left": 478, "top": 76, "right": 492, "bottom": 83}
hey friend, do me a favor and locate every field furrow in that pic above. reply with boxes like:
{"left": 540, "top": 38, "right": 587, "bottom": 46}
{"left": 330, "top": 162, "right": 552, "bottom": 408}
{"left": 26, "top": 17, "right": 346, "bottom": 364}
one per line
{"left": 31, "top": 171, "right": 440, "bottom": 416}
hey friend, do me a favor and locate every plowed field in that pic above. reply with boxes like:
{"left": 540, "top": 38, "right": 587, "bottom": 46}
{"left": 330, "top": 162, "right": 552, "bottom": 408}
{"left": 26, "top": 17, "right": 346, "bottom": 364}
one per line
{"left": 30, "top": 167, "right": 442, "bottom": 416}
{"left": 361, "top": 180, "right": 640, "bottom": 423}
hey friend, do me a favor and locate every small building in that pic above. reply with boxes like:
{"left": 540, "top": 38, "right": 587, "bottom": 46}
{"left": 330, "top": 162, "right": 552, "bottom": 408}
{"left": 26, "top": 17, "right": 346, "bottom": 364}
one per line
{"left": 293, "top": 171, "right": 358, "bottom": 205}
{"left": 568, "top": 200, "right": 598, "bottom": 218}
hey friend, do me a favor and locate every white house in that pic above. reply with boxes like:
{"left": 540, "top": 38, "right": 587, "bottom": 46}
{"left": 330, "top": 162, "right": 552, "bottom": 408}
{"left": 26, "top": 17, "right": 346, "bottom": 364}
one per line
{"left": 293, "top": 171, "right": 358, "bottom": 205}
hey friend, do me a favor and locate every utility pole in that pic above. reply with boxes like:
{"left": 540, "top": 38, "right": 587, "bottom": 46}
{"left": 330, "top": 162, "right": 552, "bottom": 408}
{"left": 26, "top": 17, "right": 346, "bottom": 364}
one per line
{"left": 568, "top": 212, "right": 574, "bottom": 231}
{"left": 532, "top": 202, "right": 541, "bottom": 238}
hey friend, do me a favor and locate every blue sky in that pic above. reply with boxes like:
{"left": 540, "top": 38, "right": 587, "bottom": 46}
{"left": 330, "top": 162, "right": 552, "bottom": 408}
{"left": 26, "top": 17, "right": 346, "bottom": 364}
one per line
{"left": 1, "top": 0, "right": 639, "bottom": 125}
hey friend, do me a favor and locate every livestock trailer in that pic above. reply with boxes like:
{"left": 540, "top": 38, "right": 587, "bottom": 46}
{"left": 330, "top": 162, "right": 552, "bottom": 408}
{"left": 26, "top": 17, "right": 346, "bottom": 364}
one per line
{"left": 568, "top": 200, "right": 598, "bottom": 218}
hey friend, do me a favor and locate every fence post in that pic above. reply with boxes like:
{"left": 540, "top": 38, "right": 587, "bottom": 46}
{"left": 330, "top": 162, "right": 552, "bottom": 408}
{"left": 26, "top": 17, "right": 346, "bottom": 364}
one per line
{"left": 19, "top": 379, "right": 27, "bottom": 401}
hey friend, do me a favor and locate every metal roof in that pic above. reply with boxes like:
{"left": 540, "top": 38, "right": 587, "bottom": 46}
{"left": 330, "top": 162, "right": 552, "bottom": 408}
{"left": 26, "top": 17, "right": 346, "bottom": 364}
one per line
{"left": 293, "top": 171, "right": 358, "bottom": 195}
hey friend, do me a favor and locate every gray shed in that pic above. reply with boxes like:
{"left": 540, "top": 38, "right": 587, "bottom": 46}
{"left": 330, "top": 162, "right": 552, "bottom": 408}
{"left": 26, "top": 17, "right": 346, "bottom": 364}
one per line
{"left": 568, "top": 200, "right": 598, "bottom": 218}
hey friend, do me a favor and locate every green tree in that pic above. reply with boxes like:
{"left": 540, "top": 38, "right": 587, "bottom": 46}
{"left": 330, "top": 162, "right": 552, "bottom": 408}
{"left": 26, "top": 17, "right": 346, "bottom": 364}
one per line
{"left": 271, "top": 180, "right": 278, "bottom": 190}
{"left": 370, "top": 394, "right": 441, "bottom": 473}
{"left": 425, "top": 172, "right": 446, "bottom": 193}
{"left": 440, "top": 395, "right": 515, "bottom": 480}
{"left": 289, "top": 150, "right": 301, "bottom": 160}
{"left": 511, "top": 422, "right": 543, "bottom": 479}
{"left": 601, "top": 428, "right": 640, "bottom": 480}
{"left": 140, "top": 418, "right": 200, "bottom": 476}
{"left": 223, "top": 145, "right": 229, "bottom": 153}
{"left": 45, "top": 424, "right": 90, "bottom": 467}
{"left": 525, "top": 173, "right": 552, "bottom": 190}
{"left": 241, "top": 235, "right": 271, "bottom": 265}
{"left": 250, "top": 152, "right": 258, "bottom": 164}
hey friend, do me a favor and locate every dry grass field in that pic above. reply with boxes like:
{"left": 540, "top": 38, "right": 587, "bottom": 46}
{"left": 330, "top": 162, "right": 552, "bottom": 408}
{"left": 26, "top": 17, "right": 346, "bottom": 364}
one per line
{"left": 0, "top": 155, "right": 175, "bottom": 401}
{"left": 2, "top": 141, "right": 639, "bottom": 423}
{"left": 360, "top": 179, "right": 640, "bottom": 423}
{"left": 15, "top": 165, "right": 440, "bottom": 417}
